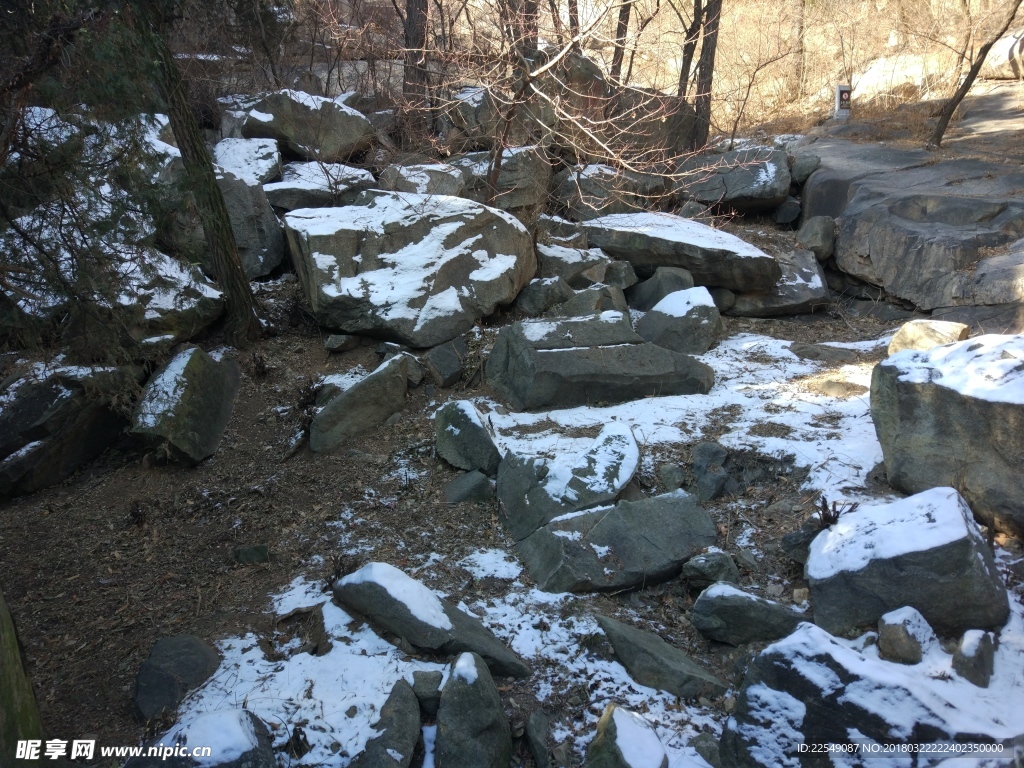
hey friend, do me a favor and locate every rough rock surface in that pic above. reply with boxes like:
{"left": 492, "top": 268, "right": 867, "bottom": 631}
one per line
{"left": 1, "top": 587, "right": 44, "bottom": 755}
{"left": 796, "top": 216, "right": 836, "bottom": 261}
{"left": 436, "top": 653, "right": 512, "bottom": 768}
{"left": 681, "top": 551, "right": 740, "bottom": 589}
{"left": 450, "top": 147, "right": 552, "bottom": 225}
{"left": 285, "top": 191, "right": 535, "bottom": 347}
{"left": 877, "top": 606, "right": 938, "bottom": 665}
{"left": 805, "top": 488, "right": 1009, "bottom": 636}
{"left": 952, "top": 630, "right": 996, "bottom": 687}
{"left": 486, "top": 312, "right": 715, "bottom": 410}
{"left": 635, "top": 287, "right": 722, "bottom": 354}
{"left": 871, "top": 335, "right": 1024, "bottom": 536}
{"left": 691, "top": 583, "right": 805, "bottom": 646}
{"left": 132, "top": 348, "right": 240, "bottom": 464}
{"left": 675, "top": 148, "right": 791, "bottom": 213}
{"left": 350, "top": 680, "right": 420, "bottom": 768}
{"left": 887, "top": 318, "right": 970, "bottom": 356}
{"left": 379, "top": 163, "right": 466, "bottom": 196}
{"left": 423, "top": 336, "right": 469, "bottom": 387}
{"left": 535, "top": 243, "right": 615, "bottom": 288}
{"left": 515, "top": 490, "right": 716, "bottom": 592}
{"left": 212, "top": 137, "right": 281, "bottom": 184}
{"left": 333, "top": 562, "right": 530, "bottom": 678}
{"left": 434, "top": 400, "right": 501, "bottom": 476}
{"left": 583, "top": 212, "right": 781, "bottom": 290}
{"left": 596, "top": 615, "right": 728, "bottom": 699}
{"left": 215, "top": 167, "right": 284, "bottom": 278}
{"left": 553, "top": 164, "right": 667, "bottom": 221}
{"left": 134, "top": 635, "right": 220, "bottom": 722}
{"left": 242, "top": 89, "right": 375, "bottom": 162}
{"left": 729, "top": 250, "right": 829, "bottom": 317}
{"left": 310, "top": 356, "right": 409, "bottom": 452}
{"left": 626, "top": 267, "right": 696, "bottom": 311}
{"left": 514, "top": 277, "right": 577, "bottom": 316}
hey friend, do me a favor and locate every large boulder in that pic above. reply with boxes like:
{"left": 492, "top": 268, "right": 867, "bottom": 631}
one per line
{"left": 871, "top": 334, "right": 1024, "bottom": 536}
{"left": 585, "top": 705, "right": 668, "bottom": 768}
{"left": 132, "top": 348, "right": 240, "bottom": 464}
{"left": 516, "top": 490, "right": 717, "bottom": 592}
{"left": 263, "top": 162, "right": 374, "bottom": 211}
{"left": 241, "top": 89, "right": 375, "bottom": 162}
{"left": 436, "top": 653, "right": 512, "bottom": 768}
{"left": 690, "top": 583, "right": 804, "bottom": 646}
{"left": 310, "top": 355, "right": 410, "bottom": 452}
{"left": 719, "top": 623, "right": 1017, "bottom": 768}
{"left": 596, "top": 615, "right": 727, "bottom": 699}
{"left": 284, "top": 191, "right": 535, "bottom": 347}
{"left": 134, "top": 635, "right": 221, "bottom": 722}
{"left": 333, "top": 562, "right": 530, "bottom": 678}
{"left": 805, "top": 487, "right": 1009, "bottom": 636}
{"left": 634, "top": 287, "right": 722, "bottom": 354}
{"left": 212, "top": 137, "right": 281, "bottom": 184}
{"left": 449, "top": 147, "right": 552, "bottom": 226}
{"left": 553, "top": 164, "right": 667, "bottom": 221}
{"left": 583, "top": 212, "right": 781, "bottom": 290}
{"left": 215, "top": 166, "right": 284, "bottom": 278}
{"left": 486, "top": 312, "right": 715, "bottom": 410}
{"left": 728, "top": 249, "right": 829, "bottom": 317}
{"left": 675, "top": 148, "right": 791, "bottom": 213}
{"left": 379, "top": 163, "right": 466, "bottom": 196}
{"left": 0, "top": 365, "right": 136, "bottom": 497}
{"left": 434, "top": 400, "right": 502, "bottom": 476}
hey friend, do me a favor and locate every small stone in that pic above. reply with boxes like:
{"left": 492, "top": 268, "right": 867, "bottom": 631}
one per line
{"left": 444, "top": 471, "right": 494, "bottom": 504}
{"left": 133, "top": 636, "right": 220, "bottom": 722}
{"left": 689, "top": 731, "right": 721, "bottom": 768}
{"left": 709, "top": 287, "right": 736, "bottom": 312}
{"left": 952, "top": 630, "right": 996, "bottom": 687}
{"left": 682, "top": 551, "right": 740, "bottom": 590}
{"left": 774, "top": 197, "right": 801, "bottom": 225}
{"left": 792, "top": 587, "right": 809, "bottom": 604}
{"left": 887, "top": 319, "right": 970, "bottom": 356}
{"left": 551, "top": 743, "right": 572, "bottom": 767}
{"left": 423, "top": 336, "right": 469, "bottom": 388}
{"left": 325, "top": 334, "right": 361, "bottom": 352}
{"left": 658, "top": 463, "right": 686, "bottom": 491}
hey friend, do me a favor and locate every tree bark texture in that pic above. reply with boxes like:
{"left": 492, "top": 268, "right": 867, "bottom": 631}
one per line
{"left": 610, "top": 0, "right": 633, "bottom": 82}
{"left": 691, "top": 0, "right": 721, "bottom": 149}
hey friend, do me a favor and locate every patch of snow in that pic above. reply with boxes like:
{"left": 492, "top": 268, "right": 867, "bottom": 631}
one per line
{"left": 612, "top": 707, "right": 669, "bottom": 768}
{"left": 459, "top": 549, "right": 523, "bottom": 579}
{"left": 337, "top": 562, "right": 453, "bottom": 630}
{"left": 421, "top": 725, "right": 437, "bottom": 768}
{"left": 586, "top": 212, "right": 773, "bottom": 261}
{"left": 730, "top": 685, "right": 805, "bottom": 768}
{"left": 213, "top": 138, "right": 280, "bottom": 185}
{"left": 452, "top": 652, "right": 479, "bottom": 684}
{"left": 161, "top": 710, "right": 258, "bottom": 766}
{"left": 136, "top": 349, "right": 195, "bottom": 428}
{"left": 649, "top": 287, "right": 716, "bottom": 317}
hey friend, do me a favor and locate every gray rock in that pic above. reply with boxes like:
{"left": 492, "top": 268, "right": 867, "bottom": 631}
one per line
{"left": 526, "top": 709, "right": 551, "bottom": 768}
{"left": 412, "top": 670, "right": 443, "bottom": 717}
{"left": 691, "top": 583, "right": 805, "bottom": 646}
{"left": 796, "top": 216, "right": 836, "bottom": 261}
{"left": 689, "top": 732, "right": 721, "bottom": 768}
{"left": 434, "top": 400, "right": 501, "bottom": 476}
{"left": 350, "top": 680, "right": 420, "bottom": 768}
{"left": 789, "top": 152, "right": 820, "bottom": 185}
{"left": 682, "top": 551, "right": 740, "bottom": 590}
{"left": 132, "top": 348, "right": 240, "bottom": 464}
{"left": 709, "top": 287, "right": 736, "bottom": 312}
{"left": 584, "top": 212, "right": 781, "bottom": 291}
{"left": 536, "top": 215, "right": 588, "bottom": 249}
{"left": 719, "top": 623, "right": 1012, "bottom": 768}
{"left": 516, "top": 490, "right": 717, "bottom": 592}
{"left": 310, "top": 355, "right": 408, "bottom": 452}
{"left": 952, "top": 629, "right": 996, "bottom": 688}
{"left": 553, "top": 164, "right": 667, "bottom": 221}
{"left": 676, "top": 148, "right": 791, "bottom": 213}
{"left": 436, "top": 653, "right": 513, "bottom": 768}
{"left": 932, "top": 302, "right": 1024, "bottom": 334}
{"left": 678, "top": 200, "right": 710, "bottom": 219}
{"left": 805, "top": 488, "right": 1009, "bottom": 636}
{"left": 871, "top": 335, "right": 1024, "bottom": 536}
{"left": 212, "top": 137, "right": 281, "bottom": 184}
{"left": 887, "top": 319, "right": 969, "bottom": 356}
{"left": 788, "top": 342, "right": 860, "bottom": 363}
{"left": 626, "top": 267, "right": 696, "bottom": 311}
{"left": 690, "top": 441, "right": 739, "bottom": 502}
{"left": 729, "top": 250, "right": 829, "bottom": 317}
{"left": 325, "top": 333, "right": 361, "bottom": 352}
{"left": 134, "top": 635, "right": 220, "bottom": 722}
{"left": 124, "top": 710, "right": 275, "bottom": 768}
{"left": 549, "top": 285, "right": 628, "bottom": 317}
{"left": 515, "top": 278, "right": 576, "bottom": 317}
{"left": 774, "top": 197, "right": 801, "bottom": 225}
{"left": 535, "top": 243, "right": 613, "bottom": 288}
{"left": 212, "top": 167, "right": 284, "bottom": 278}
{"left": 586, "top": 705, "right": 668, "bottom": 768}
{"left": 379, "top": 163, "right": 466, "bottom": 196}
{"left": 596, "top": 614, "right": 728, "bottom": 699}
{"left": 263, "top": 162, "right": 374, "bottom": 210}
{"left": 877, "top": 606, "right": 937, "bottom": 665}
{"left": 635, "top": 287, "right": 722, "bottom": 354}
{"left": 658, "top": 463, "right": 685, "bottom": 491}
{"left": 486, "top": 313, "right": 715, "bottom": 411}
{"left": 778, "top": 522, "right": 820, "bottom": 565}
{"left": 242, "top": 89, "right": 375, "bottom": 162}
{"left": 232, "top": 544, "right": 270, "bottom": 565}
{"left": 423, "top": 336, "right": 469, "bottom": 388}
{"left": 285, "top": 191, "right": 534, "bottom": 348}
{"left": 333, "top": 562, "right": 530, "bottom": 678}
{"left": 0, "top": 366, "right": 135, "bottom": 498}
{"left": 450, "top": 146, "right": 552, "bottom": 226}
{"left": 444, "top": 470, "right": 494, "bottom": 503}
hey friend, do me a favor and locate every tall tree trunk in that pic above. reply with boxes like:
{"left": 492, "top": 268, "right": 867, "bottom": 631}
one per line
{"left": 930, "top": 0, "right": 1022, "bottom": 146}
{"left": 2, "top": 588, "right": 45, "bottom": 768}
{"left": 789, "top": 0, "right": 806, "bottom": 97}
{"left": 522, "top": 0, "right": 539, "bottom": 54}
{"left": 568, "top": 0, "right": 581, "bottom": 49}
{"left": 677, "top": 0, "right": 703, "bottom": 99}
{"left": 610, "top": 0, "right": 633, "bottom": 82}
{"left": 690, "top": 0, "right": 721, "bottom": 149}
{"left": 152, "top": 33, "right": 261, "bottom": 345}
{"left": 402, "top": 0, "right": 431, "bottom": 131}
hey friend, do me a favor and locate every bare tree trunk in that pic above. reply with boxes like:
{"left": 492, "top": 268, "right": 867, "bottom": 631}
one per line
{"left": 401, "top": 0, "right": 431, "bottom": 131}
{"left": 610, "top": 0, "right": 633, "bottom": 82}
{"left": 522, "top": 0, "right": 539, "bottom": 54}
{"left": 789, "top": 0, "right": 806, "bottom": 97}
{"left": 930, "top": 0, "right": 1022, "bottom": 146}
{"left": 568, "top": 0, "right": 581, "bottom": 48}
{"left": 677, "top": 0, "right": 703, "bottom": 99}
{"left": 690, "top": 0, "right": 721, "bottom": 149}
{"left": 153, "top": 33, "right": 261, "bottom": 346}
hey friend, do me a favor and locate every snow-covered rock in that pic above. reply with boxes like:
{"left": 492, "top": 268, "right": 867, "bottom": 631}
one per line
{"left": 805, "top": 488, "right": 1009, "bottom": 636}
{"left": 871, "top": 334, "right": 1024, "bottom": 537}
{"left": 729, "top": 249, "right": 829, "bottom": 317}
{"left": 583, "top": 212, "right": 781, "bottom": 291}
{"left": 449, "top": 146, "right": 552, "bottom": 225}
{"left": 131, "top": 347, "right": 241, "bottom": 464}
{"left": 241, "top": 89, "right": 375, "bottom": 162}
{"left": 877, "top": 606, "right": 938, "bottom": 664}
{"left": 284, "top": 191, "right": 535, "bottom": 348}
{"left": 635, "top": 287, "right": 723, "bottom": 354}
{"left": 691, "top": 582, "right": 805, "bottom": 646}
{"left": 332, "top": 563, "right": 530, "bottom": 678}
{"left": 586, "top": 705, "right": 669, "bottom": 768}
{"left": 625, "top": 266, "right": 696, "bottom": 311}
{"left": 125, "top": 709, "right": 275, "bottom": 768}
{"left": 675, "top": 147, "right": 792, "bottom": 213}
{"left": 263, "top": 161, "right": 374, "bottom": 210}
{"left": 379, "top": 162, "right": 466, "bottom": 197}
{"left": 214, "top": 166, "right": 285, "bottom": 278}
{"left": 212, "top": 138, "right": 281, "bottom": 184}
{"left": 486, "top": 312, "right": 715, "bottom": 410}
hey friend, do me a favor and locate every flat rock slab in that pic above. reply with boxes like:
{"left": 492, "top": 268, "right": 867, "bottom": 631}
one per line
{"left": 719, "top": 623, "right": 1016, "bottom": 768}
{"left": 285, "top": 191, "right": 535, "bottom": 348}
{"left": 805, "top": 487, "right": 1009, "bottom": 636}
{"left": 264, "top": 162, "right": 374, "bottom": 210}
{"left": 132, "top": 348, "right": 240, "bottom": 464}
{"left": 871, "top": 334, "right": 1024, "bottom": 537}
{"left": 516, "top": 490, "right": 716, "bottom": 592}
{"left": 690, "top": 582, "right": 805, "bottom": 646}
{"left": 134, "top": 635, "right": 220, "bottom": 722}
{"left": 310, "top": 355, "right": 409, "bottom": 452}
{"left": 333, "top": 562, "right": 530, "bottom": 678}
{"left": 596, "top": 614, "right": 727, "bottom": 699}
{"left": 729, "top": 249, "right": 829, "bottom": 317}
{"left": 583, "top": 212, "right": 781, "bottom": 291}
{"left": 675, "top": 147, "right": 791, "bottom": 213}
{"left": 486, "top": 312, "right": 714, "bottom": 411}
